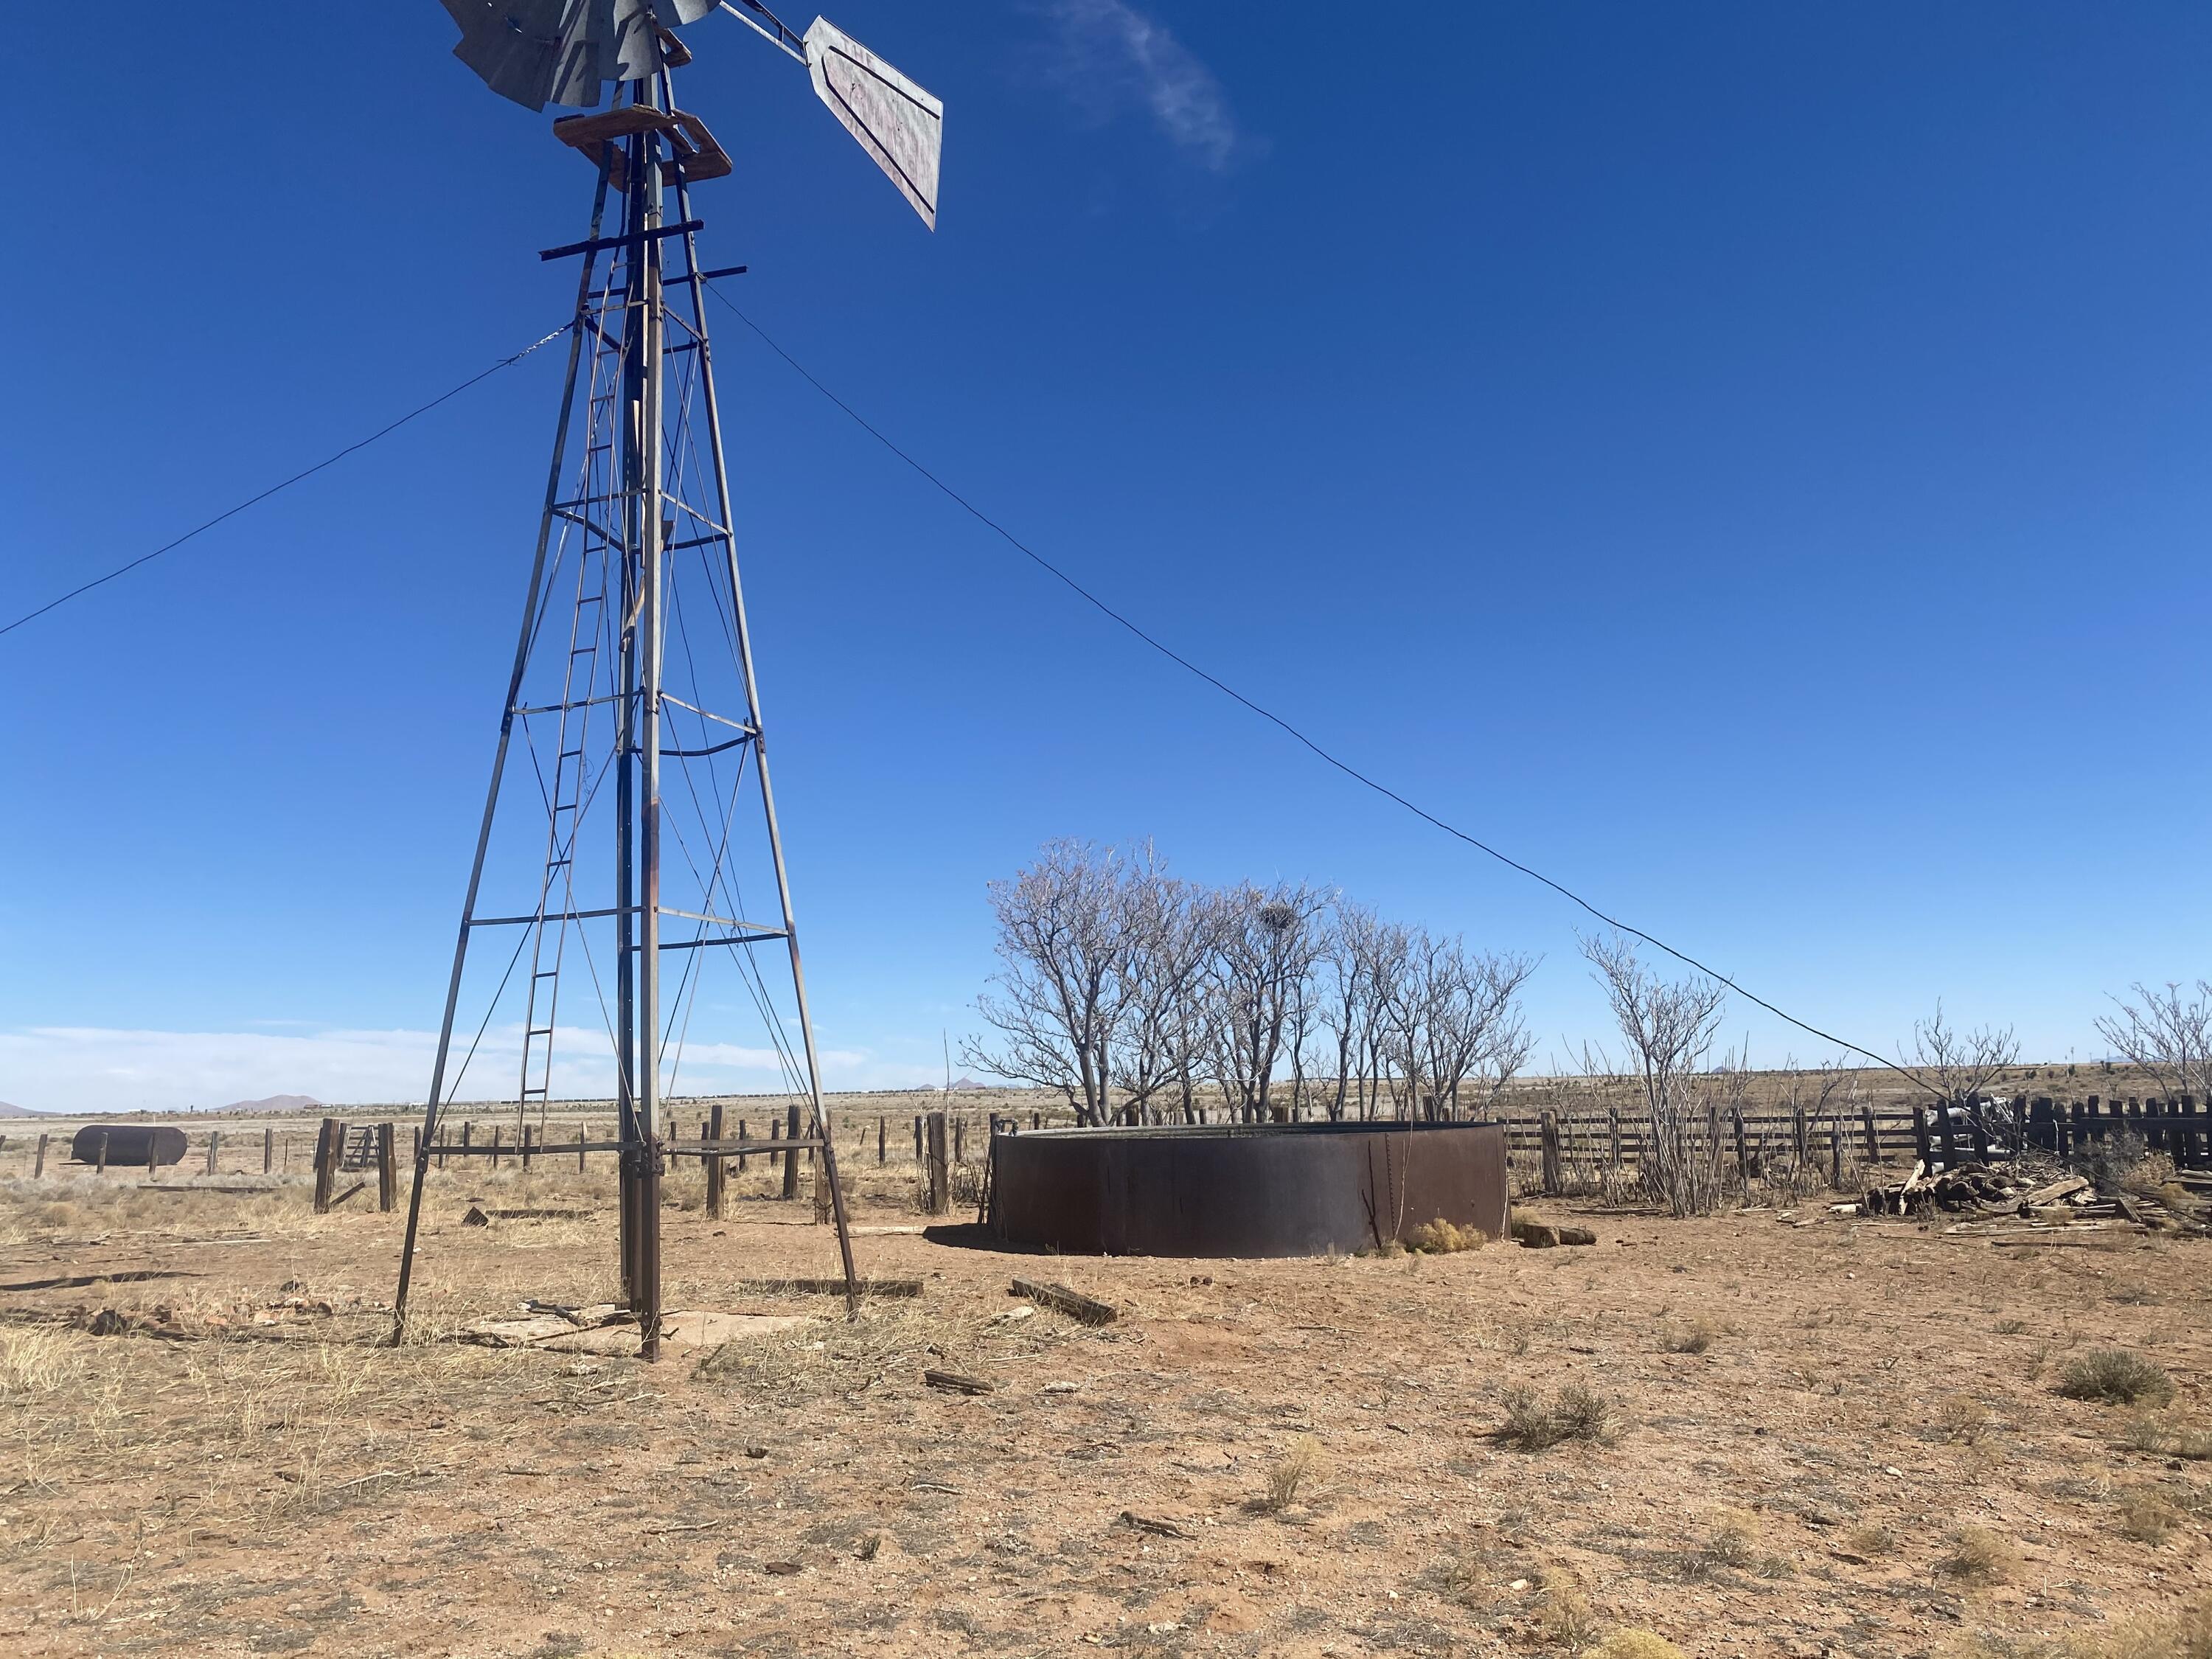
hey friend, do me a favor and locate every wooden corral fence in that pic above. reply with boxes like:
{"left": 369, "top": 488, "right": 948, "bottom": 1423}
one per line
{"left": 12, "top": 1091, "right": 2196, "bottom": 1213}
{"left": 1476, "top": 1093, "right": 2207, "bottom": 1195}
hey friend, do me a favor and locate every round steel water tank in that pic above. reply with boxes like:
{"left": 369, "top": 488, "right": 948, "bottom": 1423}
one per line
{"left": 990, "top": 1120, "right": 1509, "bottom": 1258}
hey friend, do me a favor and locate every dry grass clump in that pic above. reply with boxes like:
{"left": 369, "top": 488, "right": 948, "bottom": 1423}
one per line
{"left": 1701, "top": 1508, "right": 1760, "bottom": 1568}
{"left": 1405, "top": 1217, "right": 1487, "bottom": 1253}
{"left": 2058, "top": 1594, "right": 2212, "bottom": 1659}
{"left": 1258, "top": 1433, "right": 1323, "bottom": 1513}
{"left": 1938, "top": 1394, "right": 1992, "bottom": 1444}
{"left": 1842, "top": 1523, "right": 1896, "bottom": 1557}
{"left": 1585, "top": 1632, "right": 1688, "bottom": 1659}
{"left": 0, "top": 1325, "right": 83, "bottom": 1397}
{"left": 1533, "top": 1581, "right": 1599, "bottom": 1648}
{"left": 2116, "top": 1488, "right": 2183, "bottom": 1545}
{"left": 1663, "top": 1321, "right": 1714, "bottom": 1355}
{"left": 1497, "top": 1383, "right": 1618, "bottom": 1451}
{"left": 1993, "top": 1317, "right": 2029, "bottom": 1335}
{"left": 2057, "top": 1349, "right": 2174, "bottom": 1408}
{"left": 2121, "top": 1414, "right": 2212, "bottom": 1461}
{"left": 1937, "top": 1526, "right": 2018, "bottom": 1585}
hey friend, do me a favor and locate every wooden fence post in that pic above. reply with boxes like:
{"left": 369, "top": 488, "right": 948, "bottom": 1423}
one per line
{"left": 1538, "top": 1110, "right": 1562, "bottom": 1197}
{"left": 953, "top": 1117, "right": 967, "bottom": 1166}
{"left": 706, "top": 1103, "right": 726, "bottom": 1220}
{"left": 1732, "top": 1107, "right": 1750, "bottom": 1183}
{"left": 313, "top": 1118, "right": 339, "bottom": 1214}
{"left": 1829, "top": 1118, "right": 1843, "bottom": 1189}
{"left": 736, "top": 1119, "right": 748, "bottom": 1175}
{"left": 1792, "top": 1102, "right": 1809, "bottom": 1169}
{"left": 263, "top": 1126, "right": 275, "bottom": 1173}
{"left": 490, "top": 1127, "right": 502, "bottom": 1170}
{"left": 33, "top": 1133, "right": 49, "bottom": 1179}
{"left": 377, "top": 1123, "right": 397, "bottom": 1213}
{"left": 577, "top": 1124, "right": 588, "bottom": 1172}
{"left": 914, "top": 1116, "right": 925, "bottom": 1165}
{"left": 925, "top": 1111, "right": 951, "bottom": 1215}
{"left": 1607, "top": 1108, "right": 1621, "bottom": 1180}
{"left": 877, "top": 1116, "right": 887, "bottom": 1165}
{"left": 1860, "top": 1102, "right": 1879, "bottom": 1164}
{"left": 782, "top": 1105, "right": 802, "bottom": 1200}
{"left": 1912, "top": 1105, "right": 1931, "bottom": 1169}
{"left": 205, "top": 1130, "right": 220, "bottom": 1176}
{"left": 521, "top": 1124, "right": 535, "bottom": 1170}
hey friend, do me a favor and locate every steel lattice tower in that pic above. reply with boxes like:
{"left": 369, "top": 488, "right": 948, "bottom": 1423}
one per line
{"left": 393, "top": 66, "right": 863, "bottom": 1355}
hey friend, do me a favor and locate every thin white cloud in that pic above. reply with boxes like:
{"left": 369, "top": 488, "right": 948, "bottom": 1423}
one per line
{"left": 0, "top": 1025, "right": 933, "bottom": 1115}
{"left": 1042, "top": 0, "right": 1253, "bottom": 173}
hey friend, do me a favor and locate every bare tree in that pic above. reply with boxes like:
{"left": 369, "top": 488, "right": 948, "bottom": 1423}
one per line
{"left": 1903, "top": 1002, "right": 2019, "bottom": 1101}
{"left": 1386, "top": 932, "right": 1537, "bottom": 1119}
{"left": 1206, "top": 881, "right": 1331, "bottom": 1122}
{"left": 1108, "top": 849, "right": 1222, "bottom": 1124}
{"left": 1582, "top": 932, "right": 1728, "bottom": 1217}
{"left": 1318, "top": 903, "right": 1407, "bottom": 1121}
{"left": 962, "top": 839, "right": 1127, "bottom": 1124}
{"left": 2096, "top": 981, "right": 2212, "bottom": 1102}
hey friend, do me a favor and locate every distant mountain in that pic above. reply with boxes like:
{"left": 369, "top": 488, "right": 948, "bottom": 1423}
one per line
{"left": 0, "top": 1100, "right": 41, "bottom": 1119}
{"left": 216, "top": 1094, "right": 324, "bottom": 1114}
{"left": 947, "top": 1077, "right": 995, "bottom": 1092}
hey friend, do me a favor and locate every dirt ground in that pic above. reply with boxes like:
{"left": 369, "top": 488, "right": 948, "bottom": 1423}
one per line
{"left": 1, "top": 1146, "right": 2208, "bottom": 1658}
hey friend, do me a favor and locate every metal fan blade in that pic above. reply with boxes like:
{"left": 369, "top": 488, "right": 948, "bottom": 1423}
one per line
{"left": 441, "top": 0, "right": 714, "bottom": 112}
{"left": 803, "top": 17, "right": 942, "bottom": 229}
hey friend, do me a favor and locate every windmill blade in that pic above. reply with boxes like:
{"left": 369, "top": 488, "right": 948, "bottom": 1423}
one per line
{"left": 803, "top": 18, "right": 942, "bottom": 229}
{"left": 441, "top": 0, "right": 718, "bottom": 111}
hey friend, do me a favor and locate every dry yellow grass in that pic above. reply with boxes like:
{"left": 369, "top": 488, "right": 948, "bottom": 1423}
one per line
{"left": 1405, "top": 1216, "right": 1488, "bottom": 1253}
{"left": 1941, "top": 1526, "right": 2020, "bottom": 1585}
{"left": 1587, "top": 1632, "right": 1688, "bottom": 1659}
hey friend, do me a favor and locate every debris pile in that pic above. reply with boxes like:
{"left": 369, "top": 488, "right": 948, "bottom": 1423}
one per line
{"left": 1861, "top": 1164, "right": 2203, "bottom": 1232}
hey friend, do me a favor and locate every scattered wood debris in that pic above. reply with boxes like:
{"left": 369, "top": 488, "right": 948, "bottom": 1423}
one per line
{"left": 1011, "top": 1278, "right": 1119, "bottom": 1325}
{"left": 923, "top": 1368, "right": 997, "bottom": 1395}
{"left": 1510, "top": 1215, "right": 1596, "bottom": 1248}
{"left": 1859, "top": 1159, "right": 2201, "bottom": 1233}
{"left": 1118, "top": 1510, "right": 1191, "bottom": 1539}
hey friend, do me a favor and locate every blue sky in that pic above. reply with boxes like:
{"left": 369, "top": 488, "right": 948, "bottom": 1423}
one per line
{"left": 3, "top": 2, "right": 2207, "bottom": 1111}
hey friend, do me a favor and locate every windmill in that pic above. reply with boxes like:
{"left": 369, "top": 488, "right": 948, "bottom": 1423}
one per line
{"left": 392, "top": 0, "right": 943, "bottom": 1357}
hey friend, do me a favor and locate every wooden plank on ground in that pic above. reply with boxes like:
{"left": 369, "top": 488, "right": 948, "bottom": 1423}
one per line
{"left": 1011, "top": 1278, "right": 1119, "bottom": 1326}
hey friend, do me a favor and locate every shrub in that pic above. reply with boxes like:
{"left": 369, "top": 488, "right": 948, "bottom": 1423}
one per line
{"left": 1406, "top": 1217, "right": 1486, "bottom": 1253}
{"left": 2058, "top": 1349, "right": 2175, "bottom": 1408}
{"left": 1497, "top": 1384, "right": 1617, "bottom": 1451}
{"left": 1938, "top": 1526, "right": 2017, "bottom": 1585}
{"left": 1534, "top": 1584, "right": 1598, "bottom": 1649}
{"left": 2118, "top": 1489, "right": 2182, "bottom": 1545}
{"left": 1663, "top": 1321, "right": 1714, "bottom": 1355}
{"left": 2059, "top": 1593, "right": 2212, "bottom": 1659}
{"left": 1938, "top": 1394, "right": 1990, "bottom": 1444}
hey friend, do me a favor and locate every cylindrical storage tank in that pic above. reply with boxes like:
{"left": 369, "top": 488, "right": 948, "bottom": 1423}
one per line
{"left": 991, "top": 1121, "right": 1508, "bottom": 1258}
{"left": 69, "top": 1125, "right": 188, "bottom": 1168}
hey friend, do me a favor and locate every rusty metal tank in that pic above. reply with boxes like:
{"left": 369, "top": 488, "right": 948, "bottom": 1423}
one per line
{"left": 69, "top": 1125, "right": 187, "bottom": 1168}
{"left": 990, "top": 1120, "right": 1509, "bottom": 1258}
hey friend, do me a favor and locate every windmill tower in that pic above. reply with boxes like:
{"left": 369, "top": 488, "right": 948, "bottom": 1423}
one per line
{"left": 393, "top": 0, "right": 943, "bottom": 1357}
